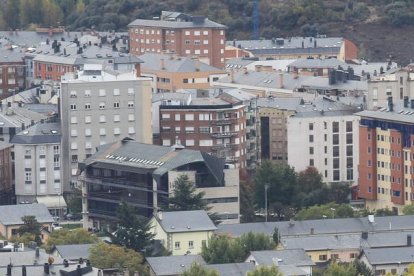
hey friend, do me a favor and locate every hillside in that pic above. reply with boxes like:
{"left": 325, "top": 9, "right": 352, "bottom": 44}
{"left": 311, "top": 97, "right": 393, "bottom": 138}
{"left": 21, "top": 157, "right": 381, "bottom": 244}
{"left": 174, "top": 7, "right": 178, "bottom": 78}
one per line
{"left": 1, "top": 0, "right": 414, "bottom": 64}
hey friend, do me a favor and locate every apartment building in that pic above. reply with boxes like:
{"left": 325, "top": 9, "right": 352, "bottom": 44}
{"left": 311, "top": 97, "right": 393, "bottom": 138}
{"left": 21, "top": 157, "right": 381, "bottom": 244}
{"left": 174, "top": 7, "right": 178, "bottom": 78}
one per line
{"left": 227, "top": 37, "right": 358, "bottom": 61}
{"left": 0, "top": 49, "right": 25, "bottom": 99}
{"left": 367, "top": 68, "right": 414, "bottom": 110}
{"left": 257, "top": 97, "right": 302, "bottom": 164}
{"left": 11, "top": 122, "right": 66, "bottom": 216}
{"left": 139, "top": 53, "right": 226, "bottom": 93}
{"left": 0, "top": 141, "right": 13, "bottom": 205}
{"left": 357, "top": 98, "right": 414, "bottom": 213}
{"left": 79, "top": 139, "right": 240, "bottom": 230}
{"left": 128, "top": 11, "right": 227, "bottom": 68}
{"left": 287, "top": 97, "right": 360, "bottom": 184}
{"left": 158, "top": 96, "right": 247, "bottom": 168}
{"left": 60, "top": 64, "right": 152, "bottom": 191}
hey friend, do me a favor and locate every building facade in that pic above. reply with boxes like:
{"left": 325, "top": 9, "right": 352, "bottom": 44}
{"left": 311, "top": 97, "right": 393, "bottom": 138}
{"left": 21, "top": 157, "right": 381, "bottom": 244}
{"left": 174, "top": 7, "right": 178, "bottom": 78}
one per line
{"left": 128, "top": 11, "right": 226, "bottom": 68}
{"left": 79, "top": 139, "right": 240, "bottom": 230}
{"left": 287, "top": 97, "right": 360, "bottom": 184}
{"left": 357, "top": 100, "right": 414, "bottom": 213}
{"left": 0, "top": 141, "right": 13, "bottom": 205}
{"left": 60, "top": 65, "right": 152, "bottom": 191}
{"left": 11, "top": 122, "right": 66, "bottom": 215}
{"left": 0, "top": 50, "right": 26, "bottom": 99}
{"left": 159, "top": 98, "right": 247, "bottom": 168}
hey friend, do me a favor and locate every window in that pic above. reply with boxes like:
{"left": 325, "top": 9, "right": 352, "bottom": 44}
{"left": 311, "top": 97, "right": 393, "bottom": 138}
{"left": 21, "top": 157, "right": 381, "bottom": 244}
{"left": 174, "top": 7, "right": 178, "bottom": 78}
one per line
{"left": 128, "top": 114, "right": 135, "bottom": 121}
{"left": 70, "top": 104, "right": 77, "bottom": 110}
{"left": 71, "top": 142, "right": 78, "bottom": 150}
{"left": 99, "top": 102, "right": 105, "bottom": 109}
{"left": 114, "top": 128, "right": 121, "bottom": 135}
{"left": 128, "top": 127, "right": 135, "bottom": 134}
{"left": 54, "top": 156, "right": 60, "bottom": 167}
{"left": 331, "top": 254, "right": 339, "bottom": 260}
{"left": 85, "top": 90, "right": 91, "bottom": 97}
{"left": 175, "top": 241, "right": 180, "bottom": 250}
{"left": 185, "top": 114, "right": 194, "bottom": 121}
{"left": 346, "top": 121, "right": 353, "bottom": 132}
{"left": 70, "top": 129, "right": 77, "bottom": 137}
{"left": 113, "top": 89, "right": 120, "bottom": 96}
{"left": 203, "top": 30, "right": 209, "bottom": 35}
{"left": 309, "top": 159, "right": 314, "bottom": 166}
{"left": 333, "top": 170, "right": 340, "bottom": 181}
{"left": 185, "top": 127, "right": 195, "bottom": 133}
{"left": 188, "top": 241, "right": 194, "bottom": 249}
{"left": 85, "top": 103, "right": 91, "bottom": 110}
{"left": 333, "top": 146, "right": 339, "bottom": 157}
{"left": 185, "top": 31, "right": 190, "bottom": 35}
{"left": 99, "top": 128, "right": 106, "bottom": 136}
{"left": 199, "top": 127, "right": 210, "bottom": 133}
{"left": 163, "top": 139, "right": 171, "bottom": 146}
{"left": 114, "top": 102, "right": 120, "bottom": 108}
{"left": 332, "top": 122, "right": 339, "bottom": 133}
{"left": 319, "top": 255, "right": 327, "bottom": 261}
{"left": 185, "top": 40, "right": 191, "bottom": 45}
{"left": 71, "top": 155, "right": 78, "bottom": 163}
{"left": 203, "top": 40, "right": 209, "bottom": 45}
{"left": 114, "top": 115, "right": 120, "bottom": 122}
{"left": 99, "top": 89, "right": 106, "bottom": 96}
{"left": 175, "top": 114, "right": 181, "bottom": 121}
{"left": 128, "top": 101, "right": 134, "bottom": 108}
{"left": 85, "top": 142, "right": 92, "bottom": 149}
{"left": 309, "top": 135, "right": 314, "bottom": 143}
{"left": 70, "top": 90, "right": 77, "bottom": 98}
{"left": 25, "top": 172, "right": 31, "bottom": 182}
{"left": 194, "top": 31, "right": 200, "bottom": 36}
{"left": 309, "top": 123, "right": 314, "bottom": 130}
{"left": 99, "top": 115, "right": 106, "bottom": 123}
{"left": 53, "top": 145, "right": 59, "bottom": 154}
{"left": 200, "top": 140, "right": 213, "bottom": 146}
{"left": 85, "top": 116, "right": 91, "bottom": 124}
{"left": 162, "top": 113, "right": 170, "bottom": 120}
{"left": 199, "top": 114, "right": 210, "bottom": 121}
{"left": 70, "top": 116, "right": 77, "bottom": 124}
{"left": 309, "top": 147, "right": 314, "bottom": 155}
{"left": 332, "top": 134, "right": 339, "bottom": 145}
{"left": 128, "top": 88, "right": 134, "bottom": 95}
{"left": 186, "top": 140, "right": 195, "bottom": 146}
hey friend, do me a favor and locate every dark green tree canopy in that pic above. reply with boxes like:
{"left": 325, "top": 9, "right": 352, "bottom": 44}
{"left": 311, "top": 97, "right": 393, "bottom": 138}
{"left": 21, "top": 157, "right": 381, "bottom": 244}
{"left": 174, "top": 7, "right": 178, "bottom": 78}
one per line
{"left": 166, "top": 174, "right": 208, "bottom": 211}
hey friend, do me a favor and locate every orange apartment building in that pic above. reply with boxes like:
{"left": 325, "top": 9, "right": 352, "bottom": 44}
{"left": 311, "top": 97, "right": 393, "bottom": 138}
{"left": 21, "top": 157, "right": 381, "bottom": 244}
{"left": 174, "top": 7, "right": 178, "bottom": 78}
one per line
{"left": 0, "top": 49, "right": 25, "bottom": 99}
{"left": 357, "top": 97, "right": 414, "bottom": 214}
{"left": 159, "top": 98, "right": 247, "bottom": 168}
{"left": 139, "top": 53, "right": 226, "bottom": 93}
{"left": 128, "top": 11, "right": 227, "bottom": 68}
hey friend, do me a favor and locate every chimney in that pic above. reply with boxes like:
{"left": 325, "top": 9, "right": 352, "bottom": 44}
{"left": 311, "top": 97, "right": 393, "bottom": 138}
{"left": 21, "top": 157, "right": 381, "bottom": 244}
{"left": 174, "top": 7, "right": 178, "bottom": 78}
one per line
{"left": 35, "top": 247, "right": 40, "bottom": 258}
{"left": 408, "top": 234, "right": 412, "bottom": 247}
{"left": 411, "top": 99, "right": 414, "bottom": 109}
{"left": 404, "top": 96, "right": 409, "bottom": 108}
{"left": 314, "top": 39, "right": 317, "bottom": 48}
{"left": 160, "top": 58, "right": 165, "bottom": 70}
{"left": 22, "top": 265, "right": 26, "bottom": 276}
{"left": 310, "top": 228, "right": 314, "bottom": 235}
{"left": 301, "top": 40, "right": 304, "bottom": 48}
{"left": 231, "top": 70, "right": 235, "bottom": 83}
{"left": 76, "top": 265, "right": 82, "bottom": 276}
{"left": 6, "top": 264, "right": 11, "bottom": 275}
{"left": 44, "top": 263, "right": 49, "bottom": 275}
{"left": 194, "top": 59, "right": 200, "bottom": 71}
{"left": 387, "top": 96, "right": 393, "bottom": 112}
{"left": 361, "top": 232, "right": 368, "bottom": 240}
{"left": 63, "top": 259, "right": 69, "bottom": 268}
{"left": 158, "top": 211, "right": 163, "bottom": 220}
{"left": 278, "top": 72, "right": 284, "bottom": 88}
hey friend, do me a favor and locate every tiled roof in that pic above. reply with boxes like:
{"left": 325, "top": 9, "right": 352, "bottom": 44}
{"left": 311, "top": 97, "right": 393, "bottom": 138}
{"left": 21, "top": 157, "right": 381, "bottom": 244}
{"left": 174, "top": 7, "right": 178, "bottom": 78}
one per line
{"left": 0, "top": 203, "right": 54, "bottom": 225}
{"left": 248, "top": 249, "right": 314, "bottom": 267}
{"left": 146, "top": 255, "right": 206, "bottom": 275}
{"left": 54, "top": 244, "right": 94, "bottom": 260}
{"left": 11, "top": 122, "right": 61, "bottom": 144}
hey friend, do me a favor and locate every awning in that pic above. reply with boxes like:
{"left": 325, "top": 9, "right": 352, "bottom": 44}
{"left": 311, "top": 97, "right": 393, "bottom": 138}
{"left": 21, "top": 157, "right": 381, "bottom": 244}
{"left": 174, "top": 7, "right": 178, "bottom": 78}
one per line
{"left": 36, "top": 195, "right": 67, "bottom": 209}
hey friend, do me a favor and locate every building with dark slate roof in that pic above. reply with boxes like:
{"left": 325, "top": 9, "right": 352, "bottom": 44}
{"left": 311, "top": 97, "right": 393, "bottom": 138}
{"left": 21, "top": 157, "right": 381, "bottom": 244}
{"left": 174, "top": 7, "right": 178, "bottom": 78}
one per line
{"left": 11, "top": 121, "right": 66, "bottom": 216}
{"left": 78, "top": 138, "right": 240, "bottom": 229}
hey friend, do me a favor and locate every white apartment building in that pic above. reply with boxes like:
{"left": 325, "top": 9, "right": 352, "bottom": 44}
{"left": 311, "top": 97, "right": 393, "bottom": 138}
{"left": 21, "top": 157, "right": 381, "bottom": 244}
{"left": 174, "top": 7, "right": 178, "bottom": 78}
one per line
{"left": 11, "top": 122, "right": 66, "bottom": 216}
{"left": 287, "top": 97, "right": 360, "bottom": 184}
{"left": 60, "top": 64, "right": 152, "bottom": 191}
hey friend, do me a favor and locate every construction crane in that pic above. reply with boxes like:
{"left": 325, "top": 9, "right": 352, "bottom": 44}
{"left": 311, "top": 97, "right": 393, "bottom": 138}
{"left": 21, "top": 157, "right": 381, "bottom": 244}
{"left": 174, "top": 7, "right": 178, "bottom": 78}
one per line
{"left": 252, "top": 0, "right": 260, "bottom": 40}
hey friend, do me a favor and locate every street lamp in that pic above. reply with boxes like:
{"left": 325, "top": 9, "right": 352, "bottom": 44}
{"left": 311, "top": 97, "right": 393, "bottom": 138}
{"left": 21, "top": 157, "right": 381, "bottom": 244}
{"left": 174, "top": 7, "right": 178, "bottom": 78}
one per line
{"left": 264, "top": 184, "right": 269, "bottom": 223}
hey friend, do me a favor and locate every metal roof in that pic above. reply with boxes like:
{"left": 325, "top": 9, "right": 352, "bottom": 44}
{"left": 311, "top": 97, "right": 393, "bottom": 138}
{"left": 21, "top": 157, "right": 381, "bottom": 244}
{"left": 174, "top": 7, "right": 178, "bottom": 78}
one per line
{"left": 206, "top": 263, "right": 255, "bottom": 276}
{"left": 0, "top": 203, "right": 54, "bottom": 225}
{"left": 248, "top": 249, "right": 314, "bottom": 267}
{"left": 54, "top": 244, "right": 94, "bottom": 260}
{"left": 128, "top": 18, "right": 226, "bottom": 29}
{"left": 11, "top": 122, "right": 61, "bottom": 144}
{"left": 146, "top": 255, "right": 206, "bottom": 275}
{"left": 288, "top": 58, "right": 348, "bottom": 69}
{"left": 257, "top": 97, "right": 303, "bottom": 111}
{"left": 155, "top": 210, "right": 217, "bottom": 233}
{"left": 0, "top": 49, "right": 25, "bottom": 63}
{"left": 362, "top": 247, "right": 414, "bottom": 265}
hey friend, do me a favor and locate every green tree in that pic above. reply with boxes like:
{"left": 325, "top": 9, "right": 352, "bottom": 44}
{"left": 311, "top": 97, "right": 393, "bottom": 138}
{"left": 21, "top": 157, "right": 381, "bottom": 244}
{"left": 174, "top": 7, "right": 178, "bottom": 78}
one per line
{"left": 42, "top": 0, "right": 63, "bottom": 27}
{"left": 4, "top": 0, "right": 21, "bottom": 29}
{"left": 240, "top": 178, "right": 256, "bottom": 223}
{"left": 89, "top": 242, "right": 147, "bottom": 276}
{"left": 403, "top": 204, "right": 414, "bottom": 215}
{"left": 353, "top": 260, "right": 374, "bottom": 276}
{"left": 295, "top": 203, "right": 355, "bottom": 220}
{"left": 67, "top": 188, "right": 82, "bottom": 215}
{"left": 272, "top": 227, "right": 280, "bottom": 247}
{"left": 111, "top": 201, "right": 154, "bottom": 253}
{"left": 201, "top": 234, "right": 245, "bottom": 264}
{"left": 375, "top": 208, "right": 397, "bottom": 216}
{"left": 403, "top": 263, "right": 414, "bottom": 276}
{"left": 182, "top": 262, "right": 219, "bottom": 276}
{"left": 247, "top": 265, "right": 283, "bottom": 276}
{"left": 18, "top": 216, "right": 42, "bottom": 245}
{"left": 296, "top": 167, "right": 327, "bottom": 208}
{"left": 254, "top": 161, "right": 298, "bottom": 219}
{"left": 166, "top": 174, "right": 208, "bottom": 211}
{"left": 44, "top": 228, "right": 99, "bottom": 252}
{"left": 323, "top": 262, "right": 358, "bottom": 276}
{"left": 239, "top": 232, "right": 275, "bottom": 255}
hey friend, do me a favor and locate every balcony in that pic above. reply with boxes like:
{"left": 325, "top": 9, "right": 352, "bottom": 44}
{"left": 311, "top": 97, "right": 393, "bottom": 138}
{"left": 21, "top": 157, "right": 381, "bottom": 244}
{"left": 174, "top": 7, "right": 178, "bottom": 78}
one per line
{"left": 210, "top": 118, "right": 237, "bottom": 125}
{"left": 211, "top": 132, "right": 238, "bottom": 138}
{"left": 211, "top": 144, "right": 239, "bottom": 151}
{"left": 87, "top": 191, "right": 150, "bottom": 209}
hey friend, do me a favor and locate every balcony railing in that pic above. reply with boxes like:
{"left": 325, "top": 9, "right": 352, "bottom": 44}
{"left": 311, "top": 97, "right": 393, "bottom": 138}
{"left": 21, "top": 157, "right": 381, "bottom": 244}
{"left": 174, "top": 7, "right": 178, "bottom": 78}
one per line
{"left": 211, "top": 144, "right": 239, "bottom": 151}
{"left": 210, "top": 118, "right": 237, "bottom": 125}
{"left": 87, "top": 193, "right": 150, "bottom": 209}
{"left": 211, "top": 132, "right": 238, "bottom": 138}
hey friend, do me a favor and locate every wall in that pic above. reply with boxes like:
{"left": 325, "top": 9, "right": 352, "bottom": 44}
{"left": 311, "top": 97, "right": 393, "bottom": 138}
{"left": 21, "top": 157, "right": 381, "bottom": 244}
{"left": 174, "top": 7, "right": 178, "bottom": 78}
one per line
{"left": 170, "top": 230, "right": 214, "bottom": 256}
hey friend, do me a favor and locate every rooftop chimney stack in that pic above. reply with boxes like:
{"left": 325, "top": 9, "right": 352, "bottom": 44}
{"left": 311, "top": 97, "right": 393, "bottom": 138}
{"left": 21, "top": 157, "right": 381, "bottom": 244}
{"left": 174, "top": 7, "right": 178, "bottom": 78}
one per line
{"left": 387, "top": 96, "right": 393, "bottom": 112}
{"left": 404, "top": 96, "right": 409, "bottom": 108}
{"left": 411, "top": 99, "right": 414, "bottom": 109}
{"left": 408, "top": 234, "right": 412, "bottom": 247}
{"left": 160, "top": 58, "right": 165, "bottom": 70}
{"left": 22, "top": 265, "right": 26, "bottom": 276}
{"left": 35, "top": 247, "right": 39, "bottom": 258}
{"left": 43, "top": 263, "right": 49, "bottom": 275}
{"left": 6, "top": 264, "right": 11, "bottom": 275}
{"left": 278, "top": 72, "right": 284, "bottom": 89}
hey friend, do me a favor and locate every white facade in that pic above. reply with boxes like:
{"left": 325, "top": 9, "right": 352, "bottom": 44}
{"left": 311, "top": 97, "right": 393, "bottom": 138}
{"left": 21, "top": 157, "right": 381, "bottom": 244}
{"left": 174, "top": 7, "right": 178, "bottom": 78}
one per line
{"left": 60, "top": 66, "right": 152, "bottom": 190}
{"left": 287, "top": 114, "right": 360, "bottom": 184}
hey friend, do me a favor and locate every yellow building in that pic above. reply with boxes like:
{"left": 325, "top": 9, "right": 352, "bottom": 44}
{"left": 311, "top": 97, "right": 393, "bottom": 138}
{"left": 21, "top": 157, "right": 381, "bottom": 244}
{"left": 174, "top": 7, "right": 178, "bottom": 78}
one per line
{"left": 149, "top": 210, "right": 217, "bottom": 256}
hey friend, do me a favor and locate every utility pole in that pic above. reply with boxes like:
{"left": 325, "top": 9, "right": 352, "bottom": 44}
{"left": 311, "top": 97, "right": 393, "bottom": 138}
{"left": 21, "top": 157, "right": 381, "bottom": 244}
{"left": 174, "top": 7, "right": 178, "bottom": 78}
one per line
{"left": 265, "top": 184, "right": 269, "bottom": 222}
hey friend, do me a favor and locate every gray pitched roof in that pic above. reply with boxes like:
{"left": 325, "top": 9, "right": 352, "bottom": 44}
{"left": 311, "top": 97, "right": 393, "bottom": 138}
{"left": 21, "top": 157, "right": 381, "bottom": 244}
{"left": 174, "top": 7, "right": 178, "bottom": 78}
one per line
{"left": 128, "top": 18, "right": 226, "bottom": 29}
{"left": 139, "top": 53, "right": 223, "bottom": 72}
{"left": 206, "top": 263, "right": 254, "bottom": 276}
{"left": 282, "top": 234, "right": 361, "bottom": 251}
{"left": 156, "top": 210, "right": 217, "bottom": 233}
{"left": 217, "top": 215, "right": 414, "bottom": 238}
{"left": 0, "top": 249, "right": 60, "bottom": 267}
{"left": 248, "top": 249, "right": 314, "bottom": 267}
{"left": 357, "top": 103, "right": 414, "bottom": 124}
{"left": 11, "top": 122, "right": 61, "bottom": 144}
{"left": 54, "top": 244, "right": 94, "bottom": 260}
{"left": 288, "top": 58, "right": 348, "bottom": 69}
{"left": 292, "top": 96, "right": 360, "bottom": 118}
{"left": 0, "top": 49, "right": 25, "bottom": 63}
{"left": 257, "top": 97, "right": 303, "bottom": 110}
{"left": 362, "top": 247, "right": 414, "bottom": 265}
{"left": 81, "top": 140, "right": 226, "bottom": 186}
{"left": 146, "top": 255, "right": 206, "bottom": 275}
{"left": 0, "top": 203, "right": 54, "bottom": 225}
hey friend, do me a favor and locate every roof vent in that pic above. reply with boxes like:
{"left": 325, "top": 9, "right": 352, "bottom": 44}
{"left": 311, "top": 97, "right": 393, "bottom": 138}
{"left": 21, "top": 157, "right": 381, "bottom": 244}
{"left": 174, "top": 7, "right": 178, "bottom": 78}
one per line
{"left": 368, "top": 215, "right": 375, "bottom": 223}
{"left": 187, "top": 226, "right": 191, "bottom": 229}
